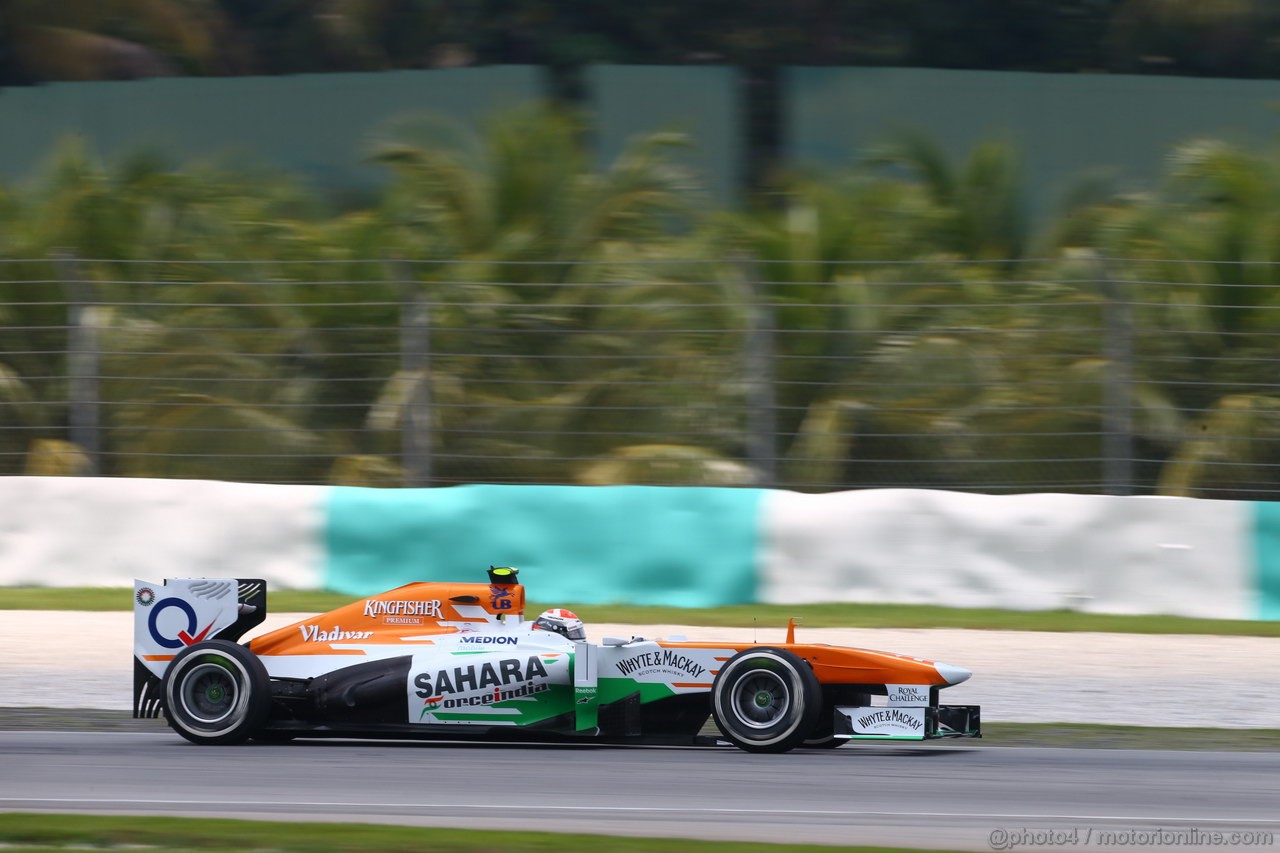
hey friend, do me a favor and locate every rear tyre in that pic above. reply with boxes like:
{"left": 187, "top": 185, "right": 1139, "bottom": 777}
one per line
{"left": 711, "top": 647, "right": 821, "bottom": 754}
{"left": 162, "top": 639, "right": 271, "bottom": 745}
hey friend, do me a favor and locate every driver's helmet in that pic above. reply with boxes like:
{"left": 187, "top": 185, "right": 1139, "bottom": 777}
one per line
{"left": 533, "top": 608, "right": 585, "bottom": 641}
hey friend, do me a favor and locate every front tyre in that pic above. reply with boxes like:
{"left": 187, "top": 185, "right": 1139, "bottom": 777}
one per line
{"left": 711, "top": 647, "right": 821, "bottom": 753}
{"left": 803, "top": 721, "right": 845, "bottom": 749}
{"left": 162, "top": 639, "right": 270, "bottom": 745}
{"left": 804, "top": 692, "right": 865, "bottom": 749}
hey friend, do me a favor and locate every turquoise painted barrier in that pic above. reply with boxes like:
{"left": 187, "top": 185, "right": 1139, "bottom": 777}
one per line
{"left": 325, "top": 484, "right": 764, "bottom": 606}
{"left": 1255, "top": 501, "right": 1280, "bottom": 620}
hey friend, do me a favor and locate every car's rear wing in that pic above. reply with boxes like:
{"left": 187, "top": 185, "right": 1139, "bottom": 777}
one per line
{"left": 132, "top": 578, "right": 268, "bottom": 718}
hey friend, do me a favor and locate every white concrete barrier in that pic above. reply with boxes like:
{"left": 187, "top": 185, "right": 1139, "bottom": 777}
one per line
{"left": 759, "top": 490, "right": 1252, "bottom": 619}
{"left": 0, "top": 477, "right": 323, "bottom": 589}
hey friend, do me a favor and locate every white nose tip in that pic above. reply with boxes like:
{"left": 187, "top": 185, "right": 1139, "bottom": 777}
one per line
{"left": 935, "top": 662, "right": 972, "bottom": 685}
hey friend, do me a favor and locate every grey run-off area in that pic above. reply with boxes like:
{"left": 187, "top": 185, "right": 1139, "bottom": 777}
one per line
{"left": 3, "top": 611, "right": 1279, "bottom": 727}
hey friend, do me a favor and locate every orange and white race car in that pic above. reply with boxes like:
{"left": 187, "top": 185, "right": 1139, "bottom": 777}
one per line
{"left": 133, "top": 567, "right": 980, "bottom": 753}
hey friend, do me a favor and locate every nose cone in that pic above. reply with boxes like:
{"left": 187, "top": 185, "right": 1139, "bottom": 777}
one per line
{"left": 934, "top": 662, "right": 972, "bottom": 685}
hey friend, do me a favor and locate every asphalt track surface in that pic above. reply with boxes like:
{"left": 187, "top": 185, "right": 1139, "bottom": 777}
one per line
{"left": 2, "top": 730, "right": 1279, "bottom": 851}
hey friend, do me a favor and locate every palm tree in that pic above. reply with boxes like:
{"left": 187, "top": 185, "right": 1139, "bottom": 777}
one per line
{"left": 709, "top": 143, "right": 1046, "bottom": 490}
{"left": 355, "top": 106, "right": 749, "bottom": 486}
{"left": 1158, "top": 394, "right": 1280, "bottom": 498}
{"left": 862, "top": 131, "right": 1032, "bottom": 263}
{"left": 743, "top": 134, "right": 1280, "bottom": 496}
{"left": 0, "top": 139, "right": 348, "bottom": 481}
{"left": 369, "top": 105, "right": 698, "bottom": 266}
{"left": 1047, "top": 138, "right": 1280, "bottom": 498}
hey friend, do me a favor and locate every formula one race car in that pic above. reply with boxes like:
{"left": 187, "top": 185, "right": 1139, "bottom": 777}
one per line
{"left": 133, "top": 568, "right": 980, "bottom": 753}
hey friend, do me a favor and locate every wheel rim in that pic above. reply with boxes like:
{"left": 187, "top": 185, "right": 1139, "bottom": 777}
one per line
{"left": 730, "top": 670, "right": 790, "bottom": 730}
{"left": 178, "top": 661, "right": 241, "bottom": 725}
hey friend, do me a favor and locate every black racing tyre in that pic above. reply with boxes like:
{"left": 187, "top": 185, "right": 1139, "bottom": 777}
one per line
{"left": 803, "top": 692, "right": 866, "bottom": 749}
{"left": 253, "top": 730, "right": 298, "bottom": 743}
{"left": 162, "top": 639, "right": 271, "bottom": 745}
{"left": 803, "top": 702, "right": 841, "bottom": 748}
{"left": 802, "top": 720, "right": 845, "bottom": 749}
{"left": 711, "top": 647, "right": 821, "bottom": 754}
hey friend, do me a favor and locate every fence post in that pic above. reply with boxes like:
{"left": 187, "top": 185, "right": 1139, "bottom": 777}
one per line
{"left": 57, "top": 251, "right": 101, "bottom": 476}
{"left": 1097, "top": 256, "right": 1134, "bottom": 496}
{"left": 395, "top": 261, "right": 433, "bottom": 488}
{"left": 738, "top": 255, "right": 777, "bottom": 488}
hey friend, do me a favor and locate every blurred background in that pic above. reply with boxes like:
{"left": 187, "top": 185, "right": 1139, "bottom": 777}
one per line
{"left": 2, "top": 1, "right": 1279, "bottom": 497}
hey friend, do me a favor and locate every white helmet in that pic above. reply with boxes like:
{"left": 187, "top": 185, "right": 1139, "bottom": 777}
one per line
{"left": 533, "top": 608, "right": 585, "bottom": 641}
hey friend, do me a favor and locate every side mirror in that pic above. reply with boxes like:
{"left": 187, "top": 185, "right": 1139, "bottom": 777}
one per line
{"left": 601, "top": 637, "right": 628, "bottom": 646}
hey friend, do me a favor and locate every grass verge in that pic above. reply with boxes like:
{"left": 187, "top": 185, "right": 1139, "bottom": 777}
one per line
{"left": 0, "top": 813, "right": 960, "bottom": 853}
{"left": 4, "top": 709, "right": 1280, "bottom": 751}
{"left": 5, "top": 586, "right": 1280, "bottom": 636}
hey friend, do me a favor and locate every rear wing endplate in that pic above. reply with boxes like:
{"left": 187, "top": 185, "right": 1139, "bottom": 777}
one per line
{"left": 132, "top": 578, "right": 267, "bottom": 718}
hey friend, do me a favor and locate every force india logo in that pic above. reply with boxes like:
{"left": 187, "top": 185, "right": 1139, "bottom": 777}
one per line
{"left": 615, "top": 650, "right": 707, "bottom": 680}
{"left": 363, "top": 599, "right": 443, "bottom": 619}
{"left": 419, "top": 682, "right": 549, "bottom": 718}
{"left": 414, "top": 656, "right": 550, "bottom": 716}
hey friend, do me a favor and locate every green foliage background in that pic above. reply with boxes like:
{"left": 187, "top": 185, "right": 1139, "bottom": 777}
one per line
{"left": 1, "top": 108, "right": 1278, "bottom": 497}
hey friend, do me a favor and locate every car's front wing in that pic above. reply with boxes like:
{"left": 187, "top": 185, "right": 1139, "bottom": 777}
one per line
{"left": 834, "top": 704, "right": 981, "bottom": 741}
